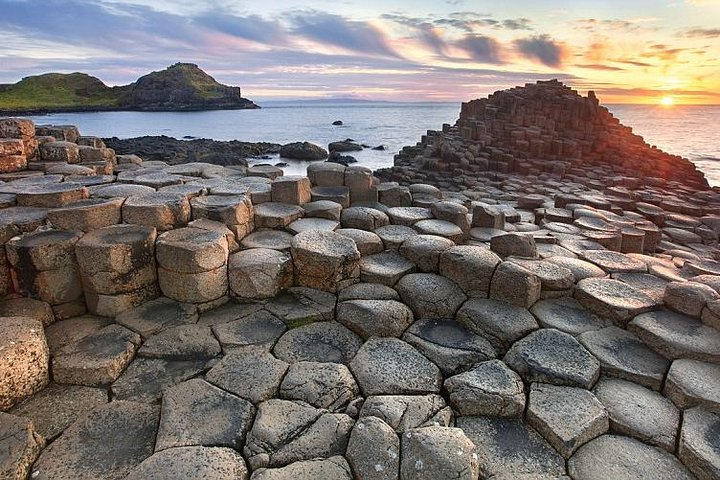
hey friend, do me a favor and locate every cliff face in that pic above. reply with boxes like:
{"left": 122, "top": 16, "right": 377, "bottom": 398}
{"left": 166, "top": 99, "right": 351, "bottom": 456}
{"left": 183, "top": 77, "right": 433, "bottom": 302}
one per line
{"left": 117, "top": 63, "right": 258, "bottom": 111}
{"left": 0, "top": 63, "right": 258, "bottom": 113}
{"left": 386, "top": 80, "right": 707, "bottom": 190}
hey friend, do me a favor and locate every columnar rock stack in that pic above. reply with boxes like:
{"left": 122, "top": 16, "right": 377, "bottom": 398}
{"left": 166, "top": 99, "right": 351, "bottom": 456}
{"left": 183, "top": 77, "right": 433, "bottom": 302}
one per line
{"left": 0, "top": 118, "right": 37, "bottom": 173}
{"left": 385, "top": 80, "right": 708, "bottom": 191}
{"left": 0, "top": 117, "right": 719, "bottom": 480}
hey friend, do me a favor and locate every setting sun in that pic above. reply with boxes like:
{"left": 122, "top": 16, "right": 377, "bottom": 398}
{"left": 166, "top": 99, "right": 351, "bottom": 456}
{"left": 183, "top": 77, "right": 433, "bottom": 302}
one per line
{"left": 661, "top": 96, "right": 675, "bottom": 106}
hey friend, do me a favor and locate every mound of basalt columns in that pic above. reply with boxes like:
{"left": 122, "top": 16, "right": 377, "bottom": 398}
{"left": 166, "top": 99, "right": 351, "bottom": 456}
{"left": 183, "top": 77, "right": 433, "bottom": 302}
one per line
{"left": 0, "top": 102, "right": 719, "bottom": 480}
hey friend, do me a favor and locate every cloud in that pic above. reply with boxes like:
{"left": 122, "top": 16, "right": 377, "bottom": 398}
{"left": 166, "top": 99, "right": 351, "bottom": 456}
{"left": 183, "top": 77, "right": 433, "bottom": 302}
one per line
{"left": 575, "top": 63, "right": 625, "bottom": 71}
{"left": 457, "top": 35, "right": 504, "bottom": 64}
{"left": 684, "top": 27, "right": 720, "bottom": 38}
{"left": 194, "top": 14, "right": 289, "bottom": 45}
{"left": 290, "top": 11, "right": 397, "bottom": 57}
{"left": 501, "top": 18, "right": 532, "bottom": 30}
{"left": 514, "top": 34, "right": 567, "bottom": 67}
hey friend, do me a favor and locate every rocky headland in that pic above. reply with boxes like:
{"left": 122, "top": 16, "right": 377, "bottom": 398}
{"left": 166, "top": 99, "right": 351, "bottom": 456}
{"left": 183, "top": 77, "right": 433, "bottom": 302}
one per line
{"left": 0, "top": 81, "right": 719, "bottom": 480}
{"left": 0, "top": 63, "right": 259, "bottom": 114}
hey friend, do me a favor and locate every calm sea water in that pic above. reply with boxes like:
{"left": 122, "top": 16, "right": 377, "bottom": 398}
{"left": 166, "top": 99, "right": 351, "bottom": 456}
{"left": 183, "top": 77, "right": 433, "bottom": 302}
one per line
{"left": 26, "top": 102, "right": 720, "bottom": 186}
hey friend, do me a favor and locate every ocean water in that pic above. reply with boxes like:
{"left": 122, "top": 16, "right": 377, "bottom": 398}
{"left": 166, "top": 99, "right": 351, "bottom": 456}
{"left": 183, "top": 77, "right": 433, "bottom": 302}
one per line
{"left": 26, "top": 102, "right": 720, "bottom": 186}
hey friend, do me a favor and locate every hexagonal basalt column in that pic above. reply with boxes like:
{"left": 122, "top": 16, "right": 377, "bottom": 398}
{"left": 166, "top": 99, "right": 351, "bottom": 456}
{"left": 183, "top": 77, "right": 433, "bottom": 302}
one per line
{"left": 6, "top": 230, "right": 85, "bottom": 319}
{"left": 291, "top": 230, "right": 361, "bottom": 292}
{"left": 191, "top": 194, "right": 254, "bottom": 240}
{"left": 122, "top": 192, "right": 191, "bottom": 231}
{"left": 156, "top": 227, "right": 229, "bottom": 308}
{"left": 228, "top": 248, "right": 293, "bottom": 300}
{"left": 75, "top": 224, "right": 159, "bottom": 317}
{"left": 271, "top": 175, "right": 311, "bottom": 205}
{"left": 0, "top": 317, "right": 49, "bottom": 411}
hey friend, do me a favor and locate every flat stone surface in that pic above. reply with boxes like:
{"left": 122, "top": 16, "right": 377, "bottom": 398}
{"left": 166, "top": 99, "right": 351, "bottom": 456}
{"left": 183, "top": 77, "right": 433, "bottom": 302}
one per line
{"left": 575, "top": 277, "right": 656, "bottom": 326}
{"left": 111, "top": 358, "right": 207, "bottom": 403}
{"left": 350, "top": 337, "right": 443, "bottom": 395}
{"left": 52, "top": 324, "right": 140, "bottom": 386}
{"left": 455, "top": 298, "right": 539, "bottom": 353}
{"left": 346, "top": 416, "right": 399, "bottom": 480}
{"left": 579, "top": 327, "right": 670, "bottom": 390}
{"left": 243, "top": 399, "right": 353, "bottom": 470}
{"left": 387, "top": 206, "right": 433, "bottom": 226}
{"left": 125, "top": 446, "right": 249, "bottom": 480}
{"left": 279, "top": 361, "right": 360, "bottom": 411}
{"left": 335, "top": 228, "right": 384, "bottom": 256}
{"left": 567, "top": 434, "right": 694, "bottom": 480}
{"left": 629, "top": 309, "right": 720, "bottom": 363}
{"left": 678, "top": 407, "right": 720, "bottom": 480}
{"left": 250, "top": 456, "right": 352, "bottom": 479}
{"left": 241, "top": 230, "right": 295, "bottom": 251}
{"left": 546, "top": 256, "right": 606, "bottom": 281}
{"left": 531, "top": 297, "right": 610, "bottom": 335}
{"left": 403, "top": 318, "right": 496, "bottom": 376}
{"left": 340, "top": 206, "right": 389, "bottom": 230}
{"left": 273, "top": 322, "right": 362, "bottom": 364}
{"left": 337, "top": 299, "right": 414, "bottom": 339}
{"left": 265, "top": 287, "right": 336, "bottom": 328}
{"left": 359, "top": 394, "right": 449, "bottom": 432}
{"left": 31, "top": 401, "right": 159, "bottom": 480}
{"left": 444, "top": 359, "right": 525, "bottom": 417}
{"left": 664, "top": 359, "right": 720, "bottom": 412}
{"left": 9, "top": 383, "right": 107, "bottom": 441}
{"left": 614, "top": 272, "right": 668, "bottom": 304}
{"left": 664, "top": 281, "right": 719, "bottom": 318}
{"left": 527, "top": 383, "right": 608, "bottom": 459}
{"left": 375, "top": 224, "right": 419, "bottom": 249}
{"left": 593, "top": 377, "right": 679, "bottom": 451}
{"left": 360, "top": 251, "right": 416, "bottom": 286}
{"left": 504, "top": 328, "right": 600, "bottom": 389}
{"left": 400, "top": 426, "right": 479, "bottom": 480}
{"left": 254, "top": 202, "right": 304, "bottom": 228}
{"left": 212, "top": 310, "right": 287, "bottom": 352}
{"left": 291, "top": 229, "right": 361, "bottom": 292}
{"left": 197, "top": 301, "right": 264, "bottom": 326}
{"left": 582, "top": 250, "right": 647, "bottom": 273}
{"left": 413, "top": 219, "right": 464, "bottom": 241}
{"left": 138, "top": 325, "right": 221, "bottom": 361}
{"left": 287, "top": 217, "right": 339, "bottom": 234}
{"left": 155, "top": 227, "right": 228, "bottom": 273}
{"left": 337, "top": 282, "right": 400, "bottom": 301}
{"left": 396, "top": 273, "right": 466, "bottom": 319}
{"left": 439, "top": 245, "right": 501, "bottom": 297}
{"left": 206, "top": 349, "right": 289, "bottom": 404}
{"left": 115, "top": 297, "right": 198, "bottom": 338}
{"left": 155, "top": 378, "right": 255, "bottom": 451}
{"left": 229, "top": 248, "right": 293, "bottom": 300}
{"left": 457, "top": 416, "right": 566, "bottom": 479}
{"left": 0, "top": 412, "right": 43, "bottom": 480}
{"left": 399, "top": 234, "right": 454, "bottom": 272}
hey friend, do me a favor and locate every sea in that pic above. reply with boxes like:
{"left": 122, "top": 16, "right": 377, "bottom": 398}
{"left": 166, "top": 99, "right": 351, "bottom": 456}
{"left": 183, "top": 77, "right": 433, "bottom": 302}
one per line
{"left": 25, "top": 102, "right": 720, "bottom": 186}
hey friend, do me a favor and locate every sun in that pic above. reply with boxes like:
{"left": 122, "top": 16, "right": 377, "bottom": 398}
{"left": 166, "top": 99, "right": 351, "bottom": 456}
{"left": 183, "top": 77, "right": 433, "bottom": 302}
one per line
{"left": 661, "top": 96, "right": 674, "bottom": 106}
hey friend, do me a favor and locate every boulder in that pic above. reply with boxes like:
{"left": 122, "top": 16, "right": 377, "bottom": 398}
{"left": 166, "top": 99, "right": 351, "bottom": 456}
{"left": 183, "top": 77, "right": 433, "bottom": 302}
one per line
{"left": 279, "top": 142, "right": 328, "bottom": 160}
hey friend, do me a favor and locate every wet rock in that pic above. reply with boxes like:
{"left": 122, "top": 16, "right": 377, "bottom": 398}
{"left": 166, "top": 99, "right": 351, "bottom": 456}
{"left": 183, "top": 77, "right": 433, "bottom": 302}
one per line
{"left": 444, "top": 359, "right": 525, "bottom": 417}
{"left": 279, "top": 142, "right": 328, "bottom": 160}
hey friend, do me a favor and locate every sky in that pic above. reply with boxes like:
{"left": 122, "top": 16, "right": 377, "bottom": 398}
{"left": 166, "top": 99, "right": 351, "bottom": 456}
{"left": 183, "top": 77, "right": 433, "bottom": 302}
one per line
{"left": 1, "top": 0, "right": 719, "bottom": 104}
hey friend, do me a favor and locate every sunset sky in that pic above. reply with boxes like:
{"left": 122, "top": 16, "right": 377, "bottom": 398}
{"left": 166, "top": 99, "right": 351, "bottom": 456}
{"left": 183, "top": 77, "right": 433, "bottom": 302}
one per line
{"left": 1, "top": 0, "right": 719, "bottom": 104}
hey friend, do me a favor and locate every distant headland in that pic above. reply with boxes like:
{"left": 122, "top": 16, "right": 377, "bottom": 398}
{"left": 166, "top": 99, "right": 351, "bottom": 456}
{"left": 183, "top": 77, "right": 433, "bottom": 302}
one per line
{"left": 0, "top": 63, "right": 259, "bottom": 114}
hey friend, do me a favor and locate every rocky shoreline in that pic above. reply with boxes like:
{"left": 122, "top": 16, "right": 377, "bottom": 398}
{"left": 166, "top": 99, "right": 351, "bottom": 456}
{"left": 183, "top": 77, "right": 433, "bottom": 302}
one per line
{"left": 0, "top": 81, "right": 719, "bottom": 480}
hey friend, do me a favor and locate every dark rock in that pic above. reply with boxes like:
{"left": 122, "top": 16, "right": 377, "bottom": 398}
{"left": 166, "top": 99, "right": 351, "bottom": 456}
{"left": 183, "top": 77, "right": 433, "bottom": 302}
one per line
{"left": 280, "top": 142, "right": 328, "bottom": 160}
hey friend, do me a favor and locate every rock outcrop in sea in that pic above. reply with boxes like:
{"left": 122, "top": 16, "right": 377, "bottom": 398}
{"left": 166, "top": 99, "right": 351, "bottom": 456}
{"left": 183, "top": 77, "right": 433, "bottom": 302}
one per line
{"left": 0, "top": 81, "right": 719, "bottom": 480}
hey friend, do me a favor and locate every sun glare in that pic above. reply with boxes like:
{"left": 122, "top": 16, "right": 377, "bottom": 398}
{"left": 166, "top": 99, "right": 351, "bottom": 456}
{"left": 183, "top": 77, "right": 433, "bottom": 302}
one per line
{"left": 661, "top": 96, "right": 674, "bottom": 106}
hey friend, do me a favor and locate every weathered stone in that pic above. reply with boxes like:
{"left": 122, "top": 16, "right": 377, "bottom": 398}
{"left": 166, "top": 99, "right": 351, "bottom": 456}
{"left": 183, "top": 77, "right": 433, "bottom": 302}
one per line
{"left": 212, "top": 310, "right": 287, "bottom": 352}
{"left": 111, "top": 358, "right": 207, "bottom": 404}
{"left": 0, "top": 317, "right": 49, "bottom": 410}
{"left": 271, "top": 175, "right": 311, "bottom": 205}
{"left": 138, "top": 324, "right": 221, "bottom": 361}
{"left": 574, "top": 277, "right": 655, "bottom": 326}
{"left": 243, "top": 399, "right": 353, "bottom": 470}
{"left": 530, "top": 297, "right": 610, "bottom": 335}
{"left": 628, "top": 309, "right": 720, "bottom": 363}
{"left": 345, "top": 166, "right": 376, "bottom": 203}
{"left": 547, "top": 256, "right": 606, "bottom": 281}
{"left": 489, "top": 261, "right": 542, "bottom": 308}
{"left": 349, "top": 337, "right": 442, "bottom": 395}
{"left": 307, "top": 162, "right": 346, "bottom": 187}
{"left": 155, "top": 378, "right": 255, "bottom": 451}
{"left": 491, "top": 233, "right": 537, "bottom": 257}
{"left": 52, "top": 324, "right": 140, "bottom": 386}
{"left": 39, "top": 141, "right": 79, "bottom": 163}
{"left": 84, "top": 283, "right": 161, "bottom": 318}
{"left": 291, "top": 230, "right": 360, "bottom": 292}
{"left": 399, "top": 234, "right": 454, "bottom": 272}
{"left": 579, "top": 327, "right": 670, "bottom": 390}
{"left": 248, "top": 164, "right": 285, "bottom": 178}
{"left": 125, "top": 446, "right": 249, "bottom": 480}
{"left": 444, "top": 359, "right": 525, "bottom": 417}
{"left": 0, "top": 412, "right": 44, "bottom": 480}
{"left": 287, "top": 217, "right": 339, "bottom": 234}
{"left": 472, "top": 203, "right": 505, "bottom": 229}
{"left": 593, "top": 377, "right": 679, "bottom": 452}
{"left": 206, "top": 349, "right": 289, "bottom": 404}
{"left": 375, "top": 224, "right": 418, "bottom": 249}
{"left": 567, "top": 434, "right": 694, "bottom": 480}
{"left": 439, "top": 245, "right": 501, "bottom": 297}
{"left": 241, "top": 230, "right": 294, "bottom": 251}
{"left": 504, "top": 328, "right": 600, "bottom": 388}
{"left": 250, "top": 456, "right": 352, "bottom": 479}
{"left": 387, "top": 207, "right": 433, "bottom": 226}
{"left": 582, "top": 250, "right": 647, "bottom": 273}
{"left": 265, "top": 287, "right": 336, "bottom": 327}
{"left": 91, "top": 183, "right": 155, "bottom": 198}
{"left": 338, "top": 282, "right": 400, "bottom": 302}
{"left": 274, "top": 322, "right": 361, "bottom": 364}
{"left": 310, "top": 186, "right": 351, "bottom": 208}
{"left": 403, "top": 318, "right": 496, "bottom": 376}
{"left": 360, "top": 251, "right": 416, "bottom": 286}
{"left": 192, "top": 194, "right": 254, "bottom": 227}
{"left": 396, "top": 273, "right": 466, "bottom": 319}
{"left": 30, "top": 401, "right": 159, "bottom": 480}
{"left": 377, "top": 183, "right": 412, "bottom": 207}
{"left": 229, "top": 248, "right": 293, "bottom": 300}
{"left": 400, "top": 426, "right": 479, "bottom": 480}
{"left": 455, "top": 298, "right": 538, "bottom": 353}
{"left": 337, "top": 299, "right": 414, "bottom": 338}
{"left": 9, "top": 383, "right": 107, "bottom": 441}
{"left": 457, "top": 416, "right": 566, "bottom": 479}
{"left": 341, "top": 206, "right": 389, "bottom": 230}
{"left": 279, "top": 361, "right": 359, "bottom": 411}
{"left": 115, "top": 297, "right": 198, "bottom": 338}
{"left": 413, "top": 219, "right": 464, "bottom": 242}
{"left": 359, "top": 394, "right": 449, "bottom": 432}
{"left": 678, "top": 407, "right": 720, "bottom": 480}
{"left": 664, "top": 281, "right": 719, "bottom": 318}
{"left": 0, "top": 206, "right": 47, "bottom": 233}
{"left": 336, "top": 228, "right": 384, "bottom": 255}
{"left": 122, "top": 192, "right": 190, "bottom": 230}
{"left": 346, "top": 416, "right": 399, "bottom": 480}
{"left": 527, "top": 383, "right": 608, "bottom": 459}
{"left": 47, "top": 198, "right": 123, "bottom": 232}
{"left": 301, "top": 200, "right": 342, "bottom": 222}
{"left": 664, "top": 359, "right": 720, "bottom": 412}
{"left": 158, "top": 264, "right": 227, "bottom": 304}
{"left": 508, "top": 257, "right": 576, "bottom": 291}
{"left": 156, "top": 227, "right": 228, "bottom": 273}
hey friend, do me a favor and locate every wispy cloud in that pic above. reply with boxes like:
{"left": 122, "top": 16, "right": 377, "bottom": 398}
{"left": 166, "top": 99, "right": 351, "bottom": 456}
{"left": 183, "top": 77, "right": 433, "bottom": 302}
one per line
{"left": 684, "top": 27, "right": 720, "bottom": 37}
{"left": 457, "top": 35, "right": 504, "bottom": 64}
{"left": 514, "top": 34, "right": 567, "bottom": 67}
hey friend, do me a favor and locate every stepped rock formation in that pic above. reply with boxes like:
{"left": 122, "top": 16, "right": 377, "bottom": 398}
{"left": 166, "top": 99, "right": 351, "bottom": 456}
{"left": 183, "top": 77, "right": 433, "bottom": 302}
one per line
{"left": 382, "top": 80, "right": 707, "bottom": 190}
